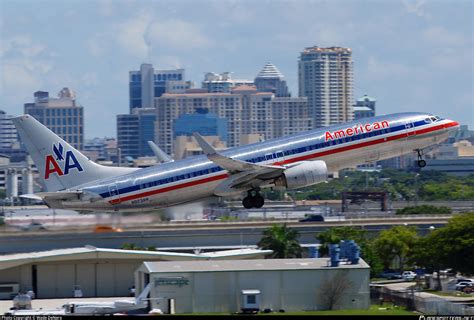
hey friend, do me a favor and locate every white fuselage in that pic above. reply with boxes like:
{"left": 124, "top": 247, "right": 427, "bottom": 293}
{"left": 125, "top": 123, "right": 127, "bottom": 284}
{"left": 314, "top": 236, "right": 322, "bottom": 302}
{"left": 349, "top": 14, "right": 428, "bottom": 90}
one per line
{"left": 60, "top": 113, "right": 458, "bottom": 212}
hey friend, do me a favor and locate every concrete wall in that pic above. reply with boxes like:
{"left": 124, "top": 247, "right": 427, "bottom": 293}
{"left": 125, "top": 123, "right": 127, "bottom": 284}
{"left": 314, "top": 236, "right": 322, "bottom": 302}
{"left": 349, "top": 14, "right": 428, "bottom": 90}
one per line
{"left": 0, "top": 260, "right": 140, "bottom": 299}
{"left": 147, "top": 268, "right": 370, "bottom": 313}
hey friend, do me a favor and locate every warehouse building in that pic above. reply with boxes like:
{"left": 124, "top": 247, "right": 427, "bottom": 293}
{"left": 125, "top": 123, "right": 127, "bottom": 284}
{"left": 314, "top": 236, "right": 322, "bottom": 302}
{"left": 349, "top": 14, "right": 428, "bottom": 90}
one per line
{"left": 135, "top": 258, "right": 370, "bottom": 313}
{"left": 0, "top": 246, "right": 271, "bottom": 299}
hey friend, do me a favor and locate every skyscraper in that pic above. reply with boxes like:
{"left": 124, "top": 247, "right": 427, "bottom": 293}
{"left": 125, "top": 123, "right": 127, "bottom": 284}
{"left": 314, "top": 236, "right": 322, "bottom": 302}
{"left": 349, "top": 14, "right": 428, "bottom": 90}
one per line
{"left": 24, "top": 88, "right": 84, "bottom": 150}
{"left": 129, "top": 63, "right": 188, "bottom": 111}
{"left": 354, "top": 95, "right": 376, "bottom": 120}
{"left": 298, "top": 46, "right": 354, "bottom": 128}
{"left": 0, "top": 110, "right": 19, "bottom": 149}
{"left": 254, "top": 62, "right": 290, "bottom": 97}
{"left": 117, "top": 108, "right": 157, "bottom": 161}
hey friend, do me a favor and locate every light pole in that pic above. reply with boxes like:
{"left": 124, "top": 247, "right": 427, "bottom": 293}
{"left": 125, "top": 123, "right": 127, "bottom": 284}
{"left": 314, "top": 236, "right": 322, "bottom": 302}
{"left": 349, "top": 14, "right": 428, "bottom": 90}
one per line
{"left": 414, "top": 173, "right": 420, "bottom": 206}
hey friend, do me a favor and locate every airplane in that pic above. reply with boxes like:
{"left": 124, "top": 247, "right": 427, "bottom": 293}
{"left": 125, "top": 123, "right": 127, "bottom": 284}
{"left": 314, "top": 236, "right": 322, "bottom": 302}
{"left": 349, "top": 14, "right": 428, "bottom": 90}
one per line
{"left": 13, "top": 112, "right": 459, "bottom": 212}
{"left": 6, "top": 283, "right": 151, "bottom": 315}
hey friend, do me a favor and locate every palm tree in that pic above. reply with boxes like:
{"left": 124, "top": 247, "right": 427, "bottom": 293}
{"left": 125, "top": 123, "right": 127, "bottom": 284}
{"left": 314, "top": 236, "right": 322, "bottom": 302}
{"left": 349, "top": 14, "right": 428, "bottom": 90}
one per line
{"left": 257, "top": 224, "right": 303, "bottom": 258}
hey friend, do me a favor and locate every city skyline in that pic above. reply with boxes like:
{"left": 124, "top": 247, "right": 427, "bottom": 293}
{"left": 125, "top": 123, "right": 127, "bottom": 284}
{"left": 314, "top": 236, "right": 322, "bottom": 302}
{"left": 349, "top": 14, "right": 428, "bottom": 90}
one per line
{"left": 1, "top": 0, "right": 472, "bottom": 137}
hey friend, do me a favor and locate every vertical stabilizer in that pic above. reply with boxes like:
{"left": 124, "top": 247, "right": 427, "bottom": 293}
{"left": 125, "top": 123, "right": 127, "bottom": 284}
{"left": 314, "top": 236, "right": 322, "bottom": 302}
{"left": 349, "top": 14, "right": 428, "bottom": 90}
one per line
{"left": 13, "top": 115, "right": 136, "bottom": 192}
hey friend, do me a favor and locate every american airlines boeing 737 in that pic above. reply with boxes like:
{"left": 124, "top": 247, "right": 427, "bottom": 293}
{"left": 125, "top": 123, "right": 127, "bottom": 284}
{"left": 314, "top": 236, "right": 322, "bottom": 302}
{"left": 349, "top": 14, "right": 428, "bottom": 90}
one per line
{"left": 13, "top": 112, "right": 459, "bottom": 212}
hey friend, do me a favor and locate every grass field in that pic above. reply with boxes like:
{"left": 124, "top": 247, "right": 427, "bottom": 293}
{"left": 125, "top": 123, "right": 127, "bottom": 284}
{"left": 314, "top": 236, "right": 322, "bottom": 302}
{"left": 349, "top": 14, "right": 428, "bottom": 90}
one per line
{"left": 180, "top": 304, "right": 418, "bottom": 316}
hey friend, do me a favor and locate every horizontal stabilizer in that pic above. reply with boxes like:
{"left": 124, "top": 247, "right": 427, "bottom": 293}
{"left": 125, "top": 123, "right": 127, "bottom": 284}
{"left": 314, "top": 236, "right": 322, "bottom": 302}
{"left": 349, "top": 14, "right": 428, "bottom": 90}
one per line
{"left": 31, "top": 191, "right": 83, "bottom": 201}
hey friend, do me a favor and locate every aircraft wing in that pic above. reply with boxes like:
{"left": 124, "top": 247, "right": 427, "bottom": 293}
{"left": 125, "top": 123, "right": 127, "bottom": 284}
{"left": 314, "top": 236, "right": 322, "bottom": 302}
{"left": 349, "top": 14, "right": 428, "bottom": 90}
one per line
{"left": 193, "top": 133, "right": 285, "bottom": 195}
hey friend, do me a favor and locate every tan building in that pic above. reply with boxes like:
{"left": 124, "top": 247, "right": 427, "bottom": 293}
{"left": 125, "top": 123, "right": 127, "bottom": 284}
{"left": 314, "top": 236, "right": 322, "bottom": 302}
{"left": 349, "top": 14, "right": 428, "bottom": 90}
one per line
{"left": 136, "top": 258, "right": 370, "bottom": 314}
{"left": 24, "top": 89, "right": 84, "bottom": 150}
{"left": 155, "top": 86, "right": 312, "bottom": 156}
{"left": 299, "top": 46, "right": 354, "bottom": 128}
{"left": 174, "top": 136, "right": 227, "bottom": 160}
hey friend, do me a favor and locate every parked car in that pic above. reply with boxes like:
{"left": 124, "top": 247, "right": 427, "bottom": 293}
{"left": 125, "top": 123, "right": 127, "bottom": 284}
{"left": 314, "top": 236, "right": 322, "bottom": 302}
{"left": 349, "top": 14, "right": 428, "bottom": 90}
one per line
{"left": 402, "top": 271, "right": 417, "bottom": 281}
{"left": 455, "top": 282, "right": 474, "bottom": 291}
{"left": 299, "top": 215, "right": 324, "bottom": 222}
{"left": 456, "top": 278, "right": 474, "bottom": 284}
{"left": 21, "top": 222, "right": 46, "bottom": 231}
{"left": 379, "top": 270, "right": 402, "bottom": 280}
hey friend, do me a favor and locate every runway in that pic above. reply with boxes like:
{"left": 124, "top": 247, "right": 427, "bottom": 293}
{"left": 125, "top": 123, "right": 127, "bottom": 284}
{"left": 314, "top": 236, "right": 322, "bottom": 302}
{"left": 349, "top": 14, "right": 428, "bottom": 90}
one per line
{"left": 0, "top": 216, "right": 450, "bottom": 254}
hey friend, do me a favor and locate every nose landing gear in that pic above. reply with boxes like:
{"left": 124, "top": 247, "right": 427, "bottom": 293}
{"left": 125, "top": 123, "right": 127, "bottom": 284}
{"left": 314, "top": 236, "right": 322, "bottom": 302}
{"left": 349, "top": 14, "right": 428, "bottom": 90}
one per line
{"left": 416, "top": 149, "right": 426, "bottom": 168}
{"left": 242, "top": 189, "right": 265, "bottom": 209}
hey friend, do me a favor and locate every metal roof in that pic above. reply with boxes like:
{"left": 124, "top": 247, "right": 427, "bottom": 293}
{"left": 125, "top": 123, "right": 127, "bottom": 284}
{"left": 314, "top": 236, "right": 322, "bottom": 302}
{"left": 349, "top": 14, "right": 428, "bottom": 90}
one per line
{"left": 143, "top": 258, "right": 369, "bottom": 273}
{"left": 255, "top": 62, "right": 285, "bottom": 79}
{"left": 0, "top": 246, "right": 272, "bottom": 270}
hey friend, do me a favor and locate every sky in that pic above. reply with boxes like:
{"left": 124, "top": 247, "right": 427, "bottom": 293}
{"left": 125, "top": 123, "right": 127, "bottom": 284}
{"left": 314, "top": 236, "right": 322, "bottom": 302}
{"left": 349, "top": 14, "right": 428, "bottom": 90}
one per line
{"left": 0, "top": 0, "right": 473, "bottom": 138}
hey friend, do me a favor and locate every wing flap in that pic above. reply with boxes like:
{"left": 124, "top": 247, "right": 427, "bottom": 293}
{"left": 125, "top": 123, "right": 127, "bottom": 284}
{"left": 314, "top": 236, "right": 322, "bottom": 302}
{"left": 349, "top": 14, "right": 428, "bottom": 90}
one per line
{"left": 193, "top": 133, "right": 285, "bottom": 195}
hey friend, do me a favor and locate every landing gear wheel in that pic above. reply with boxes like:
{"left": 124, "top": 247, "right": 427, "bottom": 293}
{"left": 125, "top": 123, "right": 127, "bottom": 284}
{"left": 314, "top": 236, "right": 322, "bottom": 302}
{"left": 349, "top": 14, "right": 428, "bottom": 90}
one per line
{"left": 415, "top": 149, "right": 426, "bottom": 168}
{"left": 252, "top": 195, "right": 265, "bottom": 208}
{"left": 417, "top": 159, "right": 426, "bottom": 168}
{"left": 242, "top": 196, "right": 253, "bottom": 209}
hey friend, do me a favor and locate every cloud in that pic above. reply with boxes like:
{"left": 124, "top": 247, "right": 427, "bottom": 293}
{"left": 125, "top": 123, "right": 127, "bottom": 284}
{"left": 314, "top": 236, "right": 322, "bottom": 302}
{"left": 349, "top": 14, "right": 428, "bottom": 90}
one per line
{"left": 366, "top": 56, "right": 414, "bottom": 81}
{"left": 0, "top": 35, "right": 54, "bottom": 99}
{"left": 422, "top": 26, "right": 467, "bottom": 47}
{"left": 113, "top": 12, "right": 154, "bottom": 59}
{"left": 145, "top": 19, "right": 212, "bottom": 52}
{"left": 402, "top": 0, "right": 431, "bottom": 18}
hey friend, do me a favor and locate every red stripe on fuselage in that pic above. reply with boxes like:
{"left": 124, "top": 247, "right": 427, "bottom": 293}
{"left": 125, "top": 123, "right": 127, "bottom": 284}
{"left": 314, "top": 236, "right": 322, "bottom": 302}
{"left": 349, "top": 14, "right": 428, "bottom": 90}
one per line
{"left": 109, "top": 121, "right": 454, "bottom": 205}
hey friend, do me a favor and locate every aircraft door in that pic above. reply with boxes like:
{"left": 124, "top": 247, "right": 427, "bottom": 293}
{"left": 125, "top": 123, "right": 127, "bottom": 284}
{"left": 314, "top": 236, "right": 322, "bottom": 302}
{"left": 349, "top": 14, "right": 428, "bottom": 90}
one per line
{"left": 108, "top": 183, "right": 120, "bottom": 201}
{"left": 405, "top": 120, "right": 416, "bottom": 138}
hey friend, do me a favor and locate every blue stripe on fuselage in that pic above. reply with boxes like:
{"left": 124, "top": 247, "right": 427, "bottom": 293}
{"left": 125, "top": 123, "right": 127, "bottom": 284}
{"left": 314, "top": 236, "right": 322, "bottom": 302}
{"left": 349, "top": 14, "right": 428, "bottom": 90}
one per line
{"left": 100, "top": 118, "right": 435, "bottom": 199}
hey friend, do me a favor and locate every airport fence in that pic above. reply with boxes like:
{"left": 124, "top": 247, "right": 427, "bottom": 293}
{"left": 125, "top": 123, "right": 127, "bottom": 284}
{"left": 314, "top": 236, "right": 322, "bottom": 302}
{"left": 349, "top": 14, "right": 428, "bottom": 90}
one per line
{"left": 371, "top": 285, "right": 474, "bottom": 315}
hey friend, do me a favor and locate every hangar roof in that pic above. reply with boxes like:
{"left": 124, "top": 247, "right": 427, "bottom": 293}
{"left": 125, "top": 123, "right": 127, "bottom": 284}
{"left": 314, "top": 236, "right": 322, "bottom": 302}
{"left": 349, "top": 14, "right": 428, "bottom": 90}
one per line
{"left": 142, "top": 258, "right": 370, "bottom": 273}
{"left": 0, "top": 246, "right": 273, "bottom": 270}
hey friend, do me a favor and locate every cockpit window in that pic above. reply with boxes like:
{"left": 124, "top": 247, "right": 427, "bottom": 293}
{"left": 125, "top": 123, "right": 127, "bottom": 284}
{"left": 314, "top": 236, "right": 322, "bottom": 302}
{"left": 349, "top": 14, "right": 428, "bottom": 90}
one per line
{"left": 424, "top": 118, "right": 432, "bottom": 123}
{"left": 430, "top": 116, "right": 437, "bottom": 122}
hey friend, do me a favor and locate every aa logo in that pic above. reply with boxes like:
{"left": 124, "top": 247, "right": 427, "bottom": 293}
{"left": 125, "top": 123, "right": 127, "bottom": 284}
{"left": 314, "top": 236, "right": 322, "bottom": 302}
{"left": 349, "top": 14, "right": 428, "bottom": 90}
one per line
{"left": 44, "top": 142, "right": 84, "bottom": 179}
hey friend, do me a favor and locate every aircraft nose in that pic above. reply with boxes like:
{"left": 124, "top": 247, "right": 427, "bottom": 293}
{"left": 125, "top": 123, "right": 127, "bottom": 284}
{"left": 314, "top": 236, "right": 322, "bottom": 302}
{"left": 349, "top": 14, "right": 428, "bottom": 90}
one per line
{"left": 445, "top": 120, "right": 460, "bottom": 132}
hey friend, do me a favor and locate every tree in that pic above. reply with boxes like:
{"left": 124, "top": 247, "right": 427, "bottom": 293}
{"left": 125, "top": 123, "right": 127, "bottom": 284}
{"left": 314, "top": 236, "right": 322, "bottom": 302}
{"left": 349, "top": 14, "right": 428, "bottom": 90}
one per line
{"left": 412, "top": 212, "right": 474, "bottom": 279}
{"left": 317, "top": 270, "right": 352, "bottom": 310}
{"left": 257, "top": 224, "right": 303, "bottom": 258}
{"left": 373, "top": 226, "right": 419, "bottom": 271}
{"left": 316, "top": 227, "right": 383, "bottom": 277}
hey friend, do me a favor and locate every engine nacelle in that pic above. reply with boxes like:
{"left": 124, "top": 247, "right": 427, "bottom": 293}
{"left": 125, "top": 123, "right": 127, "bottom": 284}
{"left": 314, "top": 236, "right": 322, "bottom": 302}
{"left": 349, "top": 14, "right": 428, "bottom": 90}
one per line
{"left": 275, "top": 161, "right": 328, "bottom": 190}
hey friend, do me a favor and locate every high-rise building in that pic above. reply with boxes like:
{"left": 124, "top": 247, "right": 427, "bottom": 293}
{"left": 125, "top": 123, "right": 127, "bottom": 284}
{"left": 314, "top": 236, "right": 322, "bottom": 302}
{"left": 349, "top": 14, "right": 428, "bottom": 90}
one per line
{"left": 254, "top": 62, "right": 290, "bottom": 97}
{"left": 174, "top": 108, "right": 228, "bottom": 143}
{"left": 129, "top": 63, "right": 187, "bottom": 111}
{"left": 202, "top": 72, "right": 253, "bottom": 93}
{"left": 24, "top": 88, "right": 84, "bottom": 150}
{"left": 298, "top": 46, "right": 354, "bottom": 128}
{"left": 155, "top": 86, "right": 312, "bottom": 156}
{"left": 0, "top": 110, "right": 19, "bottom": 149}
{"left": 117, "top": 108, "right": 156, "bottom": 161}
{"left": 354, "top": 95, "right": 376, "bottom": 120}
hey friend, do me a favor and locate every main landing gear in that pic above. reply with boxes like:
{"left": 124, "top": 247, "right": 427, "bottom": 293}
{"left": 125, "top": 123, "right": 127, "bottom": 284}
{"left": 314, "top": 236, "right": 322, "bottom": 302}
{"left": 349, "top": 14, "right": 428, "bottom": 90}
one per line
{"left": 416, "top": 149, "right": 426, "bottom": 168}
{"left": 242, "top": 189, "right": 265, "bottom": 209}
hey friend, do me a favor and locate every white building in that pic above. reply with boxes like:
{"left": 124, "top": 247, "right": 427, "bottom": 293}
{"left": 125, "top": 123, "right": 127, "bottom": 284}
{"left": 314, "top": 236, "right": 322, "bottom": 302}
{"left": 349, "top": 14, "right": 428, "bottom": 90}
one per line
{"left": 202, "top": 72, "right": 254, "bottom": 93}
{"left": 136, "top": 258, "right": 370, "bottom": 314}
{"left": 0, "top": 110, "right": 19, "bottom": 149}
{"left": 0, "top": 247, "right": 272, "bottom": 299}
{"left": 298, "top": 46, "right": 354, "bottom": 128}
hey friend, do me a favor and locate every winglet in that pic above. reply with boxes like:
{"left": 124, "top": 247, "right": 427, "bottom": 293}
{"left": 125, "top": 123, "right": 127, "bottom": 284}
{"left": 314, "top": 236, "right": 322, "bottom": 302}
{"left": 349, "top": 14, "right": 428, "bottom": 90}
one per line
{"left": 193, "top": 133, "right": 217, "bottom": 155}
{"left": 147, "top": 141, "right": 174, "bottom": 163}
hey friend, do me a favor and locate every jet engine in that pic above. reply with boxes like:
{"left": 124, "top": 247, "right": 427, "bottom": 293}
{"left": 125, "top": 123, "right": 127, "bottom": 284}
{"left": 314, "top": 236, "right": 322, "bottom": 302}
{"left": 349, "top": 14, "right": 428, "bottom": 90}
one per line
{"left": 275, "top": 160, "right": 328, "bottom": 190}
